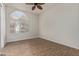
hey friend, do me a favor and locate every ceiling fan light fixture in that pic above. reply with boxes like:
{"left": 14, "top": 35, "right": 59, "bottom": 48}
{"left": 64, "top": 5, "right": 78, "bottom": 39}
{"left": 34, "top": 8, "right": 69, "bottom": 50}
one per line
{"left": 25, "top": 3, "right": 45, "bottom": 10}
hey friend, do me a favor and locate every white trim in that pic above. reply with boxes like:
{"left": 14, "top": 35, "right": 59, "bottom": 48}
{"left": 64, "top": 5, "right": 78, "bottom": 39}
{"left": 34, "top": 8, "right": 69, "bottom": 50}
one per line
{"left": 1, "top": 3, "right": 6, "bottom": 48}
{"left": 40, "top": 35, "right": 79, "bottom": 49}
{"left": 7, "top": 36, "right": 38, "bottom": 43}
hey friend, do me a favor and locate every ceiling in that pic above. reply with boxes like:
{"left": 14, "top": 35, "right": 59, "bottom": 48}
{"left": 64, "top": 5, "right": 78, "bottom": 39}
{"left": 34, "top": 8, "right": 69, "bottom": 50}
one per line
{"left": 5, "top": 3, "right": 57, "bottom": 14}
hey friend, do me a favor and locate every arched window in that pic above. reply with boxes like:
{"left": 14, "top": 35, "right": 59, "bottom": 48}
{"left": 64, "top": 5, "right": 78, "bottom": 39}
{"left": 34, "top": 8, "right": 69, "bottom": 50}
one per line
{"left": 10, "top": 10, "right": 29, "bottom": 33}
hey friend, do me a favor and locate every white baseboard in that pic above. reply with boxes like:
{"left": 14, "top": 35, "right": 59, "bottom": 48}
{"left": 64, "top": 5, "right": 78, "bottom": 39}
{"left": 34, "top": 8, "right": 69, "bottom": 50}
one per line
{"left": 40, "top": 35, "right": 79, "bottom": 49}
{"left": 5, "top": 34, "right": 79, "bottom": 49}
{"left": 7, "top": 36, "right": 38, "bottom": 43}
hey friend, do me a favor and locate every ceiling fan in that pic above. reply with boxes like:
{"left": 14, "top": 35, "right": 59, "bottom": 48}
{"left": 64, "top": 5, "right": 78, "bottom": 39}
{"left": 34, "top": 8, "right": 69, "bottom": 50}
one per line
{"left": 25, "top": 3, "right": 45, "bottom": 10}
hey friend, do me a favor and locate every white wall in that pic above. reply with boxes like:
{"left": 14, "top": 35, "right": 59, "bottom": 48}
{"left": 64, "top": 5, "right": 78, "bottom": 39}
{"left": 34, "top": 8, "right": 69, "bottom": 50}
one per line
{"left": 39, "top": 4, "right": 79, "bottom": 49}
{"left": 0, "top": 4, "right": 1, "bottom": 47}
{"left": 6, "top": 6, "right": 39, "bottom": 42}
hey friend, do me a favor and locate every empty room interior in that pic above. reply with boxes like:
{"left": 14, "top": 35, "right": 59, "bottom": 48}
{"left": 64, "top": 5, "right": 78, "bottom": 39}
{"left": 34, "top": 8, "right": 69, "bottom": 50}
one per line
{"left": 0, "top": 3, "right": 79, "bottom": 56}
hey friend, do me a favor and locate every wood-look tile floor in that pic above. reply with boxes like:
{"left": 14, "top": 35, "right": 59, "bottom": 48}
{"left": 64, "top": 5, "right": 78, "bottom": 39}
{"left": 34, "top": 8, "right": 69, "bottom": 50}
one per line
{"left": 0, "top": 38, "right": 79, "bottom": 56}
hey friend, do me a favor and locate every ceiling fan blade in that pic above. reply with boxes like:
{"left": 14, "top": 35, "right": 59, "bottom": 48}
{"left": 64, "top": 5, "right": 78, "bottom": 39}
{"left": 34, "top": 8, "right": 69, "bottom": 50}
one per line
{"left": 37, "top": 3, "right": 45, "bottom": 5}
{"left": 37, "top": 5, "right": 43, "bottom": 10}
{"left": 25, "top": 3, "right": 34, "bottom": 5}
{"left": 32, "top": 6, "right": 36, "bottom": 10}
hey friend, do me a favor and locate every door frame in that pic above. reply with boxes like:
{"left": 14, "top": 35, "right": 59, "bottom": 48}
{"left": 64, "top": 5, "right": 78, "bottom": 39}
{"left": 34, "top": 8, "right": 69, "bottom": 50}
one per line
{"left": 0, "top": 3, "right": 6, "bottom": 48}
